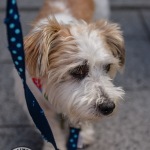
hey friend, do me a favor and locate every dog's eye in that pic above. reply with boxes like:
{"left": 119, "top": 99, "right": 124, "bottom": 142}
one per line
{"left": 70, "top": 63, "right": 89, "bottom": 80}
{"left": 104, "top": 64, "right": 111, "bottom": 72}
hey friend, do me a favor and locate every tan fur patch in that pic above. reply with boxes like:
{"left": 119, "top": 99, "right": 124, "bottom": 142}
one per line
{"left": 94, "top": 20, "right": 125, "bottom": 67}
{"left": 67, "top": 0, "right": 94, "bottom": 22}
{"left": 34, "top": 0, "right": 66, "bottom": 23}
{"left": 24, "top": 18, "right": 62, "bottom": 77}
{"left": 24, "top": 18, "right": 78, "bottom": 78}
{"left": 34, "top": 0, "right": 94, "bottom": 24}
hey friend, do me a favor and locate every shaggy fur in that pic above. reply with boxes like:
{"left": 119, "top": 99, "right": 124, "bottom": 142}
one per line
{"left": 14, "top": 0, "right": 125, "bottom": 149}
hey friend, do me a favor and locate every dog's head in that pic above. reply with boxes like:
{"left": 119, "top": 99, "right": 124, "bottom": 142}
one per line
{"left": 24, "top": 18, "right": 125, "bottom": 123}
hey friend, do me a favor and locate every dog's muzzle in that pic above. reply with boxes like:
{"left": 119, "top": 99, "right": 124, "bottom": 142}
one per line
{"left": 98, "top": 101, "right": 115, "bottom": 115}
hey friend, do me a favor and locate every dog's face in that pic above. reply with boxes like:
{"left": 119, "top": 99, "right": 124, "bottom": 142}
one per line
{"left": 24, "top": 19, "right": 125, "bottom": 123}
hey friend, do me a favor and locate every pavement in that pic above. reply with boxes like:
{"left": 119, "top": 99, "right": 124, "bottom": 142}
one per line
{"left": 0, "top": 1, "right": 150, "bottom": 150}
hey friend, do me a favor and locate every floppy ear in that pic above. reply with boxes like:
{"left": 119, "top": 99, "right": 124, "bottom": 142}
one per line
{"left": 24, "top": 18, "right": 62, "bottom": 77}
{"left": 95, "top": 20, "right": 125, "bottom": 68}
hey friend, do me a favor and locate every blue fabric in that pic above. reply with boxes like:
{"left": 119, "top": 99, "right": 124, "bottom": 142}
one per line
{"left": 4, "top": 0, "right": 59, "bottom": 149}
{"left": 67, "top": 128, "right": 81, "bottom": 150}
{"left": 4, "top": 0, "right": 80, "bottom": 150}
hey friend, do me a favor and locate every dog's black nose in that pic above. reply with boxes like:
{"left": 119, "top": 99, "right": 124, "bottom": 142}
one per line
{"left": 98, "top": 101, "right": 115, "bottom": 115}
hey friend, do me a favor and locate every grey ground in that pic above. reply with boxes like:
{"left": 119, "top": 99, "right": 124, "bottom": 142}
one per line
{"left": 0, "top": 0, "right": 150, "bottom": 150}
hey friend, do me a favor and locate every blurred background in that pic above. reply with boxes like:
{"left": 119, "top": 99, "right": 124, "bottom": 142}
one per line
{"left": 0, "top": 0, "right": 150, "bottom": 150}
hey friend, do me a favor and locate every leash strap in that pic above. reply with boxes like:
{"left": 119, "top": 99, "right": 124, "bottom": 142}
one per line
{"left": 4, "top": 0, "right": 59, "bottom": 149}
{"left": 67, "top": 128, "right": 81, "bottom": 150}
{"left": 4, "top": 0, "right": 80, "bottom": 150}
{"left": 32, "top": 77, "right": 81, "bottom": 150}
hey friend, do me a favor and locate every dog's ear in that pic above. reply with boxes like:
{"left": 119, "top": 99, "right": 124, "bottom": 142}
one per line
{"left": 24, "top": 18, "right": 62, "bottom": 77}
{"left": 95, "top": 20, "right": 125, "bottom": 68}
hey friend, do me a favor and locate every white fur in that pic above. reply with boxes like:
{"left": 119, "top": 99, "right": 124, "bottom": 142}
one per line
{"left": 40, "top": 23, "right": 124, "bottom": 123}
{"left": 54, "top": 12, "right": 75, "bottom": 24}
{"left": 33, "top": 13, "right": 75, "bottom": 33}
{"left": 34, "top": 1, "right": 75, "bottom": 31}
{"left": 50, "top": 1, "right": 66, "bottom": 10}
{"left": 19, "top": 0, "right": 125, "bottom": 149}
{"left": 70, "top": 24, "right": 115, "bottom": 65}
{"left": 13, "top": 69, "right": 67, "bottom": 150}
{"left": 32, "top": 16, "right": 125, "bottom": 124}
{"left": 35, "top": 0, "right": 110, "bottom": 31}
{"left": 33, "top": 12, "right": 75, "bottom": 32}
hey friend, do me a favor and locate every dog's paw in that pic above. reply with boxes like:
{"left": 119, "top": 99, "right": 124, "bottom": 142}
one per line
{"left": 78, "top": 125, "right": 95, "bottom": 149}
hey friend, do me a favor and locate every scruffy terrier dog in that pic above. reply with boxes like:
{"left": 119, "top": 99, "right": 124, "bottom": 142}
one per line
{"left": 15, "top": 0, "right": 125, "bottom": 149}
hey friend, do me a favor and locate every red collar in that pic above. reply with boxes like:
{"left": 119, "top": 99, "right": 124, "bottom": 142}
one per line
{"left": 32, "top": 78, "right": 42, "bottom": 90}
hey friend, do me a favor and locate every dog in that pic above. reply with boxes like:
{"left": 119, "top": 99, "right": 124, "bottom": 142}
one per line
{"left": 13, "top": 0, "right": 125, "bottom": 149}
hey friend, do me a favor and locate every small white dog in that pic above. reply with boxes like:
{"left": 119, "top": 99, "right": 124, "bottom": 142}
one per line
{"left": 14, "top": 0, "right": 125, "bottom": 149}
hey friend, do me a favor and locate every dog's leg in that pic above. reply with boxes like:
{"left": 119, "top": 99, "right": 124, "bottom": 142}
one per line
{"left": 42, "top": 118, "right": 67, "bottom": 150}
{"left": 78, "top": 124, "right": 95, "bottom": 148}
{"left": 42, "top": 114, "right": 67, "bottom": 150}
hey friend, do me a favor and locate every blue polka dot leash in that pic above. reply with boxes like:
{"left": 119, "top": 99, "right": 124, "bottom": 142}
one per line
{"left": 4, "top": 0, "right": 59, "bottom": 149}
{"left": 67, "top": 127, "right": 81, "bottom": 150}
{"left": 4, "top": 0, "right": 80, "bottom": 150}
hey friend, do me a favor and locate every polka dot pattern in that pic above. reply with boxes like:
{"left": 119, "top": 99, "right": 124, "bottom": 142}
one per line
{"left": 12, "top": 0, "right": 16, "bottom": 4}
{"left": 67, "top": 127, "right": 80, "bottom": 150}
{"left": 32, "top": 100, "right": 35, "bottom": 107}
{"left": 16, "top": 43, "right": 22, "bottom": 48}
{"left": 15, "top": 29, "right": 20, "bottom": 34}
{"left": 14, "top": 14, "right": 18, "bottom": 20}
{"left": 12, "top": 50, "right": 17, "bottom": 54}
{"left": 40, "top": 110, "right": 44, "bottom": 115}
{"left": 15, "top": 61, "right": 19, "bottom": 65}
{"left": 17, "top": 56, "right": 22, "bottom": 60}
{"left": 9, "top": 9, "right": 13, "bottom": 14}
{"left": 10, "top": 37, "right": 16, "bottom": 42}
{"left": 4, "top": 1, "right": 61, "bottom": 150}
{"left": 5, "top": 1, "right": 80, "bottom": 150}
{"left": 19, "top": 68, "right": 23, "bottom": 72}
{"left": 9, "top": 23, "right": 15, "bottom": 28}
